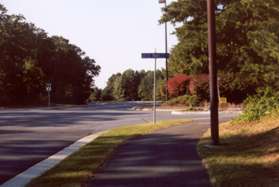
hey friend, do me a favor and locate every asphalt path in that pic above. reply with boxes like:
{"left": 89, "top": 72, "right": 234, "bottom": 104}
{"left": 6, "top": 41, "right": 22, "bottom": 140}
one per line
{"left": 89, "top": 119, "right": 213, "bottom": 187}
{"left": 88, "top": 108, "right": 238, "bottom": 187}
{"left": 0, "top": 102, "right": 239, "bottom": 184}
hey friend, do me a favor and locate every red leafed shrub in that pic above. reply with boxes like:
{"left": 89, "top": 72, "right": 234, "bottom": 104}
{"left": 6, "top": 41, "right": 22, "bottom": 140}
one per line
{"left": 168, "top": 74, "right": 209, "bottom": 98}
{"left": 189, "top": 74, "right": 209, "bottom": 94}
{"left": 168, "top": 74, "right": 191, "bottom": 97}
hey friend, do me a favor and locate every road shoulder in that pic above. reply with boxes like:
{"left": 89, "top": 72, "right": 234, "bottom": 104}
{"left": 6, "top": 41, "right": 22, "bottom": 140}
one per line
{"left": 1, "top": 131, "right": 105, "bottom": 187}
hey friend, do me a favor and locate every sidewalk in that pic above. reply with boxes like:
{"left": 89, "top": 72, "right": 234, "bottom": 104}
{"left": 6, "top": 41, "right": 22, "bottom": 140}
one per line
{"left": 87, "top": 120, "right": 211, "bottom": 187}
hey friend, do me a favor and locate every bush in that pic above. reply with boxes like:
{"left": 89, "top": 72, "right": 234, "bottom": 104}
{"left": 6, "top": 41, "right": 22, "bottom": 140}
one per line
{"left": 167, "top": 74, "right": 191, "bottom": 97}
{"left": 194, "top": 81, "right": 209, "bottom": 101}
{"left": 237, "top": 87, "right": 279, "bottom": 122}
{"left": 164, "top": 95, "right": 200, "bottom": 107}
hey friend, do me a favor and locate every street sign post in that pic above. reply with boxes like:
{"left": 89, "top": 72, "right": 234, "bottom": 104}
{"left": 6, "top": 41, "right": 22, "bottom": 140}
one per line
{"left": 46, "top": 83, "right": 52, "bottom": 107}
{"left": 141, "top": 52, "right": 169, "bottom": 125}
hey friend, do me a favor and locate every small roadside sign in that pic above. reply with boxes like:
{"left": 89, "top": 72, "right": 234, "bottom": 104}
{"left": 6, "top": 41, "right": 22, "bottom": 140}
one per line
{"left": 219, "top": 97, "right": 227, "bottom": 104}
{"left": 141, "top": 53, "right": 169, "bottom": 59}
{"left": 46, "top": 83, "right": 52, "bottom": 92}
{"left": 46, "top": 83, "right": 52, "bottom": 107}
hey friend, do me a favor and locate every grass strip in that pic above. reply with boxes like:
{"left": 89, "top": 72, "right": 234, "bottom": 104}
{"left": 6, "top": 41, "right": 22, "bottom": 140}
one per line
{"left": 28, "top": 119, "right": 190, "bottom": 187}
{"left": 198, "top": 112, "right": 279, "bottom": 187}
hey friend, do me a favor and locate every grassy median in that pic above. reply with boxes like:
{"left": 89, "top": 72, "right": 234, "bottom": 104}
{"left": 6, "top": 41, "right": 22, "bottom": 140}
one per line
{"left": 28, "top": 119, "right": 190, "bottom": 187}
{"left": 198, "top": 112, "right": 279, "bottom": 186}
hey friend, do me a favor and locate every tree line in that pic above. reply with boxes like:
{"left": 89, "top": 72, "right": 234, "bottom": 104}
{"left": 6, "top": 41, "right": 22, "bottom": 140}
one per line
{"left": 160, "top": 0, "right": 279, "bottom": 103}
{"left": 0, "top": 4, "right": 100, "bottom": 106}
{"left": 94, "top": 0, "right": 279, "bottom": 104}
{"left": 91, "top": 69, "right": 166, "bottom": 101}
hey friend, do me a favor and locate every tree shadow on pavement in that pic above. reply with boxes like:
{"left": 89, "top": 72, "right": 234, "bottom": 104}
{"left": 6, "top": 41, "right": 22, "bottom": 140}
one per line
{"left": 28, "top": 131, "right": 211, "bottom": 187}
{"left": 86, "top": 131, "right": 211, "bottom": 187}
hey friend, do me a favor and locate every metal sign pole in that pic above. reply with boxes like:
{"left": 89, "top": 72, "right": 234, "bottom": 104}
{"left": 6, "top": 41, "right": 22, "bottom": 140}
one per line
{"left": 48, "top": 91, "right": 51, "bottom": 107}
{"left": 153, "top": 56, "right": 157, "bottom": 125}
{"left": 46, "top": 83, "right": 52, "bottom": 107}
{"left": 141, "top": 51, "right": 169, "bottom": 125}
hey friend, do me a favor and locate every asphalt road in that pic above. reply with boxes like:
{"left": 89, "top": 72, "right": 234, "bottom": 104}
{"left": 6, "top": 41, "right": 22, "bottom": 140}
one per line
{"left": 0, "top": 102, "right": 239, "bottom": 184}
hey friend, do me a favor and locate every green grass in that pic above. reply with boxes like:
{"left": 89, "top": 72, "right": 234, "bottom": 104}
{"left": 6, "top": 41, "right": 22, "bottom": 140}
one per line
{"left": 198, "top": 112, "right": 279, "bottom": 187}
{"left": 28, "top": 119, "right": 190, "bottom": 187}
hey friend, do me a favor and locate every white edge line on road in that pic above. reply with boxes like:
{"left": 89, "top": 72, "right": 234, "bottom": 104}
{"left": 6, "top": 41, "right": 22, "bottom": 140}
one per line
{"left": 1, "top": 130, "right": 107, "bottom": 187}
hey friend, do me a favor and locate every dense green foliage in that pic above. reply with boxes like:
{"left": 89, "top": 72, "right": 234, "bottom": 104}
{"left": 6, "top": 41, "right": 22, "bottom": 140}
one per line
{"left": 161, "top": 0, "right": 279, "bottom": 103}
{"left": 99, "top": 69, "right": 165, "bottom": 101}
{"left": 164, "top": 95, "right": 200, "bottom": 107}
{"left": 0, "top": 4, "right": 100, "bottom": 106}
{"left": 236, "top": 88, "right": 279, "bottom": 122}
{"left": 194, "top": 81, "right": 210, "bottom": 102}
{"left": 89, "top": 87, "right": 102, "bottom": 102}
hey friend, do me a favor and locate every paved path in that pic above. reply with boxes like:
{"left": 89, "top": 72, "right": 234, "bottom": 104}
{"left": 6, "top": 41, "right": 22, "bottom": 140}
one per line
{"left": 88, "top": 118, "right": 226, "bottom": 187}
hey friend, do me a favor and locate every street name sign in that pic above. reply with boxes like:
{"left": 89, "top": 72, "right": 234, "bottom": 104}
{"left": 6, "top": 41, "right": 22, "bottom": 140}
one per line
{"left": 141, "top": 52, "right": 169, "bottom": 125}
{"left": 141, "top": 53, "right": 169, "bottom": 59}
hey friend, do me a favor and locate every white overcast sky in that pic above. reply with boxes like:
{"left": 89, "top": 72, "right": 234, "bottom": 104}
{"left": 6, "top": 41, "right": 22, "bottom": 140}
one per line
{"left": 1, "top": 0, "right": 178, "bottom": 88}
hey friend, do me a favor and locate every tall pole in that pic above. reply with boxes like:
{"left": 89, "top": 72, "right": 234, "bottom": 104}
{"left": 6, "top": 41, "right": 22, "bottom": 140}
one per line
{"left": 159, "top": 0, "right": 169, "bottom": 101}
{"left": 164, "top": 0, "right": 169, "bottom": 101}
{"left": 153, "top": 54, "right": 157, "bottom": 125}
{"left": 46, "top": 83, "right": 51, "bottom": 107}
{"left": 48, "top": 91, "right": 51, "bottom": 107}
{"left": 207, "top": 0, "right": 219, "bottom": 145}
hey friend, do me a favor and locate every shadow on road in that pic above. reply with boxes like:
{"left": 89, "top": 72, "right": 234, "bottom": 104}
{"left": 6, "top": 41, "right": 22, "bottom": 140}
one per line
{"left": 0, "top": 139, "right": 72, "bottom": 184}
{"left": 0, "top": 111, "right": 148, "bottom": 128}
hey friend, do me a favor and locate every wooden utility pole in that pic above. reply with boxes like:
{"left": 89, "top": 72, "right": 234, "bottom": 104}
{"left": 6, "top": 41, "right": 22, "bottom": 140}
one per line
{"left": 207, "top": 0, "right": 219, "bottom": 145}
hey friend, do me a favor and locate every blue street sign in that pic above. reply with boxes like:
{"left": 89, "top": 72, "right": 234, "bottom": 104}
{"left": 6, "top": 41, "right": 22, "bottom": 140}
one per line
{"left": 141, "top": 53, "right": 169, "bottom": 59}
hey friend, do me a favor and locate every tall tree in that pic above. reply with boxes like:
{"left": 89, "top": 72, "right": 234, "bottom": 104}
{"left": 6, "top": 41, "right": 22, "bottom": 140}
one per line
{"left": 0, "top": 3, "right": 100, "bottom": 106}
{"left": 161, "top": 0, "right": 279, "bottom": 102}
{"left": 102, "top": 69, "right": 165, "bottom": 101}
{"left": 138, "top": 70, "right": 165, "bottom": 101}
{"left": 120, "top": 69, "right": 141, "bottom": 100}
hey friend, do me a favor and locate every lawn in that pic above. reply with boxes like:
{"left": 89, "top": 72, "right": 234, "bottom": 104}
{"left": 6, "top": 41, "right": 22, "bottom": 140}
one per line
{"left": 198, "top": 112, "right": 279, "bottom": 186}
{"left": 28, "top": 119, "right": 190, "bottom": 187}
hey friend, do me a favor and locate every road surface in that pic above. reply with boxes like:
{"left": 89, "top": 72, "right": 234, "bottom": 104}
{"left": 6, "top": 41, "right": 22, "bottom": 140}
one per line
{"left": 0, "top": 102, "right": 239, "bottom": 184}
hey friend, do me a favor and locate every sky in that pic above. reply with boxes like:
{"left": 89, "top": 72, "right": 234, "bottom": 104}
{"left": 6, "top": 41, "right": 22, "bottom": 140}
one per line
{"left": 1, "top": 0, "right": 178, "bottom": 88}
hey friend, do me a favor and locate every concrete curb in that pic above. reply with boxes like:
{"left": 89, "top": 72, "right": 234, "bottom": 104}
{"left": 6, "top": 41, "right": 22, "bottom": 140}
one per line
{"left": 141, "top": 108, "right": 175, "bottom": 112}
{"left": 1, "top": 131, "right": 107, "bottom": 187}
{"left": 171, "top": 111, "right": 210, "bottom": 115}
{"left": 171, "top": 110, "right": 243, "bottom": 115}
{"left": 134, "top": 107, "right": 242, "bottom": 113}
